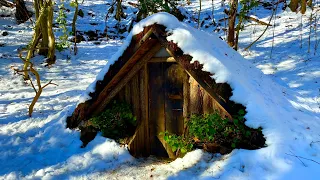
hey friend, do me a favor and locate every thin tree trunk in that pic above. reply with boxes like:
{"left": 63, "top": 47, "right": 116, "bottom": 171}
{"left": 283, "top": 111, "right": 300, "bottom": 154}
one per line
{"left": 72, "top": 0, "right": 78, "bottom": 33}
{"left": 23, "top": 0, "right": 56, "bottom": 78}
{"left": 23, "top": 7, "right": 44, "bottom": 78}
{"left": 72, "top": 0, "right": 79, "bottom": 55}
{"left": 244, "top": 2, "right": 278, "bottom": 51}
{"left": 115, "top": 0, "right": 123, "bottom": 21}
{"left": 234, "top": 17, "right": 243, "bottom": 51}
{"left": 39, "top": 2, "right": 49, "bottom": 55}
{"left": 198, "top": 0, "right": 202, "bottom": 29}
{"left": 46, "top": 0, "right": 55, "bottom": 64}
{"left": 33, "top": 0, "right": 40, "bottom": 57}
{"left": 227, "top": 0, "right": 238, "bottom": 48}
{"left": 34, "top": 0, "right": 39, "bottom": 19}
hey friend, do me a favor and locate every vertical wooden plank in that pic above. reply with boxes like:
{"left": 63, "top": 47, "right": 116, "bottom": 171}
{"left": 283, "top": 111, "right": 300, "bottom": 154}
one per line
{"left": 183, "top": 74, "right": 190, "bottom": 135}
{"left": 131, "top": 74, "right": 141, "bottom": 122}
{"left": 158, "top": 63, "right": 166, "bottom": 137}
{"left": 190, "top": 77, "right": 203, "bottom": 114}
{"left": 203, "top": 91, "right": 214, "bottom": 114}
{"left": 124, "top": 84, "right": 131, "bottom": 105}
{"left": 139, "top": 65, "right": 149, "bottom": 155}
{"left": 130, "top": 74, "right": 142, "bottom": 155}
{"left": 118, "top": 88, "right": 125, "bottom": 102}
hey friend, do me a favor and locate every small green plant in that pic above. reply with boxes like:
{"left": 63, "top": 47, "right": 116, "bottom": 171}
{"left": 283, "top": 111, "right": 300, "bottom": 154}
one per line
{"left": 55, "top": 2, "right": 70, "bottom": 52}
{"left": 162, "top": 110, "right": 264, "bottom": 156}
{"left": 160, "top": 131, "right": 193, "bottom": 154}
{"left": 90, "top": 101, "right": 137, "bottom": 141}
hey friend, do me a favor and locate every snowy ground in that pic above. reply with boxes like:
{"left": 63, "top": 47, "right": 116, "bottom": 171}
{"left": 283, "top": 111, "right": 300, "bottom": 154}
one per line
{"left": 0, "top": 0, "right": 320, "bottom": 179}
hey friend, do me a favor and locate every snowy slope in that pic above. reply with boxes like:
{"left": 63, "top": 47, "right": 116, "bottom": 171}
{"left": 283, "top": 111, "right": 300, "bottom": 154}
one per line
{"left": 0, "top": 0, "right": 320, "bottom": 179}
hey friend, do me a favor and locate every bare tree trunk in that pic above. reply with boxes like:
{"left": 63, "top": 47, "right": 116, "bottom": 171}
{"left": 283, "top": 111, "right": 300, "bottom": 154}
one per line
{"left": 72, "top": 0, "right": 79, "bottom": 55}
{"left": 198, "top": 0, "right": 202, "bottom": 29}
{"left": 23, "top": 0, "right": 55, "bottom": 78}
{"left": 115, "top": 0, "right": 123, "bottom": 21}
{"left": 72, "top": 0, "right": 78, "bottom": 33}
{"left": 23, "top": 9, "right": 43, "bottom": 78}
{"left": 39, "top": 2, "right": 49, "bottom": 55}
{"left": 15, "top": 0, "right": 32, "bottom": 24}
{"left": 227, "top": 0, "right": 238, "bottom": 48}
{"left": 234, "top": 17, "right": 243, "bottom": 51}
{"left": 34, "top": 0, "right": 39, "bottom": 18}
{"left": 46, "top": 0, "right": 55, "bottom": 64}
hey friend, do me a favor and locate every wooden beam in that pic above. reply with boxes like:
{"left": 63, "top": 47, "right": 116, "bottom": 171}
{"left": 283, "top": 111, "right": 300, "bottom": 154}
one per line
{"left": 90, "top": 43, "right": 162, "bottom": 116}
{"left": 134, "top": 27, "right": 156, "bottom": 51}
{"left": 149, "top": 57, "right": 176, "bottom": 63}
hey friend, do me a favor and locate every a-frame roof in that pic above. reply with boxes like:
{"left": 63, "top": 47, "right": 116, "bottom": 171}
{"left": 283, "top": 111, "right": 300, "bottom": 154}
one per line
{"left": 67, "top": 24, "right": 238, "bottom": 128}
{"left": 68, "top": 13, "right": 285, "bottom": 133}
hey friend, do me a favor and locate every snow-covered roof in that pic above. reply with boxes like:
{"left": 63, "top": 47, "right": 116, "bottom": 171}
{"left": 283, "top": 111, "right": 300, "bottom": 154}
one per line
{"left": 82, "top": 12, "right": 283, "bottom": 128}
{"left": 76, "top": 12, "right": 320, "bottom": 178}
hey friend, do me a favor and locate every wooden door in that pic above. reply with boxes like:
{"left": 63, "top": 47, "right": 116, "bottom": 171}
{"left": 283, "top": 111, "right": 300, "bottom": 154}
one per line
{"left": 148, "top": 62, "right": 185, "bottom": 157}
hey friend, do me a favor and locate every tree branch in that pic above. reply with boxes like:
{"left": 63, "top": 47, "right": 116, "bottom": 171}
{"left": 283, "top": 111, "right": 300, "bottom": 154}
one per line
{"left": 224, "top": 9, "right": 272, "bottom": 26}
{"left": 0, "top": 0, "right": 15, "bottom": 8}
{"left": 244, "top": 3, "right": 279, "bottom": 51}
{"left": 286, "top": 151, "right": 320, "bottom": 166}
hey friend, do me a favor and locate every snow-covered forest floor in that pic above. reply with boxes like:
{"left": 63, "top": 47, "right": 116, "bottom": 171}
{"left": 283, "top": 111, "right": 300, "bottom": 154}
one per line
{"left": 0, "top": 0, "right": 319, "bottom": 179}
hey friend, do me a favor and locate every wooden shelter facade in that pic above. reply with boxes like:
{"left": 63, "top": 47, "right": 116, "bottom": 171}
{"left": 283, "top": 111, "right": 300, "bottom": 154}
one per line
{"left": 67, "top": 24, "right": 244, "bottom": 158}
